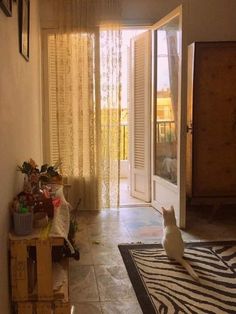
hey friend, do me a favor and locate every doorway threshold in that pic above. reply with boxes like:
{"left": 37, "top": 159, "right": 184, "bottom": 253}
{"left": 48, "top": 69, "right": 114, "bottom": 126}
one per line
{"left": 120, "top": 178, "right": 150, "bottom": 207}
{"left": 119, "top": 203, "right": 152, "bottom": 208}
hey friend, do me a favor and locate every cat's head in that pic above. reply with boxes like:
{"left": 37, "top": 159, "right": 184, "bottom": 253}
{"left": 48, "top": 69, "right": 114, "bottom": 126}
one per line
{"left": 162, "top": 206, "right": 177, "bottom": 227}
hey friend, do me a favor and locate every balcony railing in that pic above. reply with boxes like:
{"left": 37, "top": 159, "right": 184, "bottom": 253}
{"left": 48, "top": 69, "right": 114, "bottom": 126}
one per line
{"left": 103, "top": 121, "right": 176, "bottom": 161}
{"left": 120, "top": 123, "right": 128, "bottom": 160}
{"left": 156, "top": 120, "right": 176, "bottom": 143}
{"left": 118, "top": 121, "right": 176, "bottom": 160}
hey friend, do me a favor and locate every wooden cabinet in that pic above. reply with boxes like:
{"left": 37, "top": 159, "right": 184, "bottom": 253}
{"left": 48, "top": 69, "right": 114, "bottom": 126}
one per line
{"left": 186, "top": 42, "right": 236, "bottom": 204}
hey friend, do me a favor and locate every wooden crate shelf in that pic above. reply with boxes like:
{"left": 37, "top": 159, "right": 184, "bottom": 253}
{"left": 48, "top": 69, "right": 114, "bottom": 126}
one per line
{"left": 14, "top": 301, "right": 71, "bottom": 314}
{"left": 9, "top": 232, "right": 69, "bottom": 303}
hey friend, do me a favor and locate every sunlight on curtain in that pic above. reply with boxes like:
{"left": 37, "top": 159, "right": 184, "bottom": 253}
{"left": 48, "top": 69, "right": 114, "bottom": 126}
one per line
{"left": 45, "top": 0, "right": 122, "bottom": 210}
{"left": 100, "top": 26, "right": 122, "bottom": 208}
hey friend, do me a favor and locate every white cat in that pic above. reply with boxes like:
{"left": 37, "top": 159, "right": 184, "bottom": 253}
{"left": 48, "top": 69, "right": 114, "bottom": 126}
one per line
{"left": 161, "top": 206, "right": 199, "bottom": 281}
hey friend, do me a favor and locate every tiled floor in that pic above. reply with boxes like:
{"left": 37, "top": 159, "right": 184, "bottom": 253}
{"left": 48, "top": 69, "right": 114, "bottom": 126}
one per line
{"left": 70, "top": 206, "right": 236, "bottom": 314}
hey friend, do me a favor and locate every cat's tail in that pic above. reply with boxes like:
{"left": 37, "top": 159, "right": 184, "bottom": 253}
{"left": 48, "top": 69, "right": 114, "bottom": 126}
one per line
{"left": 176, "top": 257, "right": 200, "bottom": 282}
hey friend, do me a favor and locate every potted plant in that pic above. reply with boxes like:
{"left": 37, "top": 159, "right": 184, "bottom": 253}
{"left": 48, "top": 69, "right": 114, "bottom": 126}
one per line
{"left": 11, "top": 192, "right": 34, "bottom": 236}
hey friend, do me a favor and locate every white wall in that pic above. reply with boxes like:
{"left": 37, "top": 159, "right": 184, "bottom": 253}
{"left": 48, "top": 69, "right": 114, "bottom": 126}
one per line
{"left": 0, "top": 1, "right": 42, "bottom": 312}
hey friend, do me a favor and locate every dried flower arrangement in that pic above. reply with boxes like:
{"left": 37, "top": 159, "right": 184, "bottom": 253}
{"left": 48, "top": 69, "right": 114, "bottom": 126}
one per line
{"left": 11, "top": 159, "right": 62, "bottom": 218}
{"left": 17, "top": 158, "right": 62, "bottom": 192}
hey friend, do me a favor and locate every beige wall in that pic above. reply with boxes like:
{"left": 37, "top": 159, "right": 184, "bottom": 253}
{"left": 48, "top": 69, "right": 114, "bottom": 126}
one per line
{"left": 188, "top": 0, "right": 236, "bottom": 43}
{"left": 39, "top": 0, "right": 183, "bottom": 28}
{"left": 39, "top": 0, "right": 236, "bottom": 40}
{"left": 0, "top": 0, "right": 42, "bottom": 312}
{"left": 121, "top": 0, "right": 236, "bottom": 41}
{"left": 121, "top": 0, "right": 182, "bottom": 25}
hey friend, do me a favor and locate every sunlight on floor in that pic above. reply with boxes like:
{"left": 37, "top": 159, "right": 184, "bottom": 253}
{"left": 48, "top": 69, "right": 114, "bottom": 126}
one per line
{"left": 120, "top": 178, "right": 150, "bottom": 207}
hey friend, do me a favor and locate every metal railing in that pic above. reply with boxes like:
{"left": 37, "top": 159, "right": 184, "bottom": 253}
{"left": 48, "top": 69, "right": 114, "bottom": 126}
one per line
{"left": 156, "top": 120, "right": 176, "bottom": 143}
{"left": 120, "top": 124, "right": 128, "bottom": 160}
{"left": 101, "top": 121, "right": 175, "bottom": 160}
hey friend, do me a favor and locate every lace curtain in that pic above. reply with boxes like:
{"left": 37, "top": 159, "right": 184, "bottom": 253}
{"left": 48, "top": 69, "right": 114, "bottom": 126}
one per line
{"left": 45, "top": 0, "right": 122, "bottom": 210}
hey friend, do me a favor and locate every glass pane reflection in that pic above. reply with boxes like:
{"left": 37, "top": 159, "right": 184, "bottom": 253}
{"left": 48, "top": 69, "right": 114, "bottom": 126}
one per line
{"left": 154, "top": 16, "right": 180, "bottom": 184}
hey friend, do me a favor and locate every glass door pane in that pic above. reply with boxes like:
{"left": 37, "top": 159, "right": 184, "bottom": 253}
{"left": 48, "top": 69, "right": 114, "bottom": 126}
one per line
{"left": 154, "top": 16, "right": 180, "bottom": 184}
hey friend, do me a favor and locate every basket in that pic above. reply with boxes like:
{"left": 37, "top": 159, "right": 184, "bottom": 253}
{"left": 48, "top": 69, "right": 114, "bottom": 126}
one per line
{"left": 13, "top": 212, "right": 33, "bottom": 236}
{"left": 34, "top": 212, "right": 48, "bottom": 228}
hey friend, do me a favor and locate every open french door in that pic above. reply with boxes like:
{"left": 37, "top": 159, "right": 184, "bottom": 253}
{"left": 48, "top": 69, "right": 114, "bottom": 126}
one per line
{"left": 130, "top": 6, "right": 186, "bottom": 228}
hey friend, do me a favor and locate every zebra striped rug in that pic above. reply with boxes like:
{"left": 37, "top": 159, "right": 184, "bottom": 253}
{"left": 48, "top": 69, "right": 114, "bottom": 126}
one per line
{"left": 118, "top": 242, "right": 236, "bottom": 314}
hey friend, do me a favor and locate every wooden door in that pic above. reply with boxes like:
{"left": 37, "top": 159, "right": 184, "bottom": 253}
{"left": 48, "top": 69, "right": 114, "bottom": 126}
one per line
{"left": 187, "top": 41, "right": 236, "bottom": 199}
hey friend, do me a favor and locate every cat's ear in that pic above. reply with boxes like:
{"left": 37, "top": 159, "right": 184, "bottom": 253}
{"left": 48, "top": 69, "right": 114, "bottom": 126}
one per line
{"left": 170, "top": 205, "right": 175, "bottom": 213}
{"left": 161, "top": 207, "right": 167, "bottom": 215}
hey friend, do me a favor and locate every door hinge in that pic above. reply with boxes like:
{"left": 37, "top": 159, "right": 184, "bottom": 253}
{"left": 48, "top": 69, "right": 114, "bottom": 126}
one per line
{"left": 186, "top": 122, "right": 193, "bottom": 133}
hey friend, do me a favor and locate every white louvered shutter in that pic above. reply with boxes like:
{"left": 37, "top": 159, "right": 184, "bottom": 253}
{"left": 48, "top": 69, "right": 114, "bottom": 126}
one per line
{"left": 47, "top": 34, "right": 60, "bottom": 165}
{"left": 130, "top": 31, "right": 151, "bottom": 202}
{"left": 47, "top": 34, "right": 74, "bottom": 174}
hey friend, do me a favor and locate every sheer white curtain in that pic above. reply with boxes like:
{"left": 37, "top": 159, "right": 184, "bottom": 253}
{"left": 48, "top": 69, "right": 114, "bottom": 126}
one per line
{"left": 45, "top": 0, "right": 122, "bottom": 210}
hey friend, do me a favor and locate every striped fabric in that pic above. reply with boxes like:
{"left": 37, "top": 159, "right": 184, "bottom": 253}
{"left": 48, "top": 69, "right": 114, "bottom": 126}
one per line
{"left": 118, "top": 242, "right": 236, "bottom": 314}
